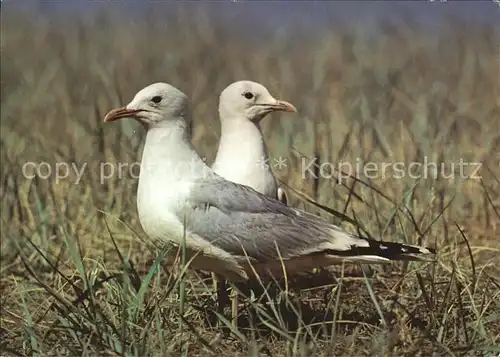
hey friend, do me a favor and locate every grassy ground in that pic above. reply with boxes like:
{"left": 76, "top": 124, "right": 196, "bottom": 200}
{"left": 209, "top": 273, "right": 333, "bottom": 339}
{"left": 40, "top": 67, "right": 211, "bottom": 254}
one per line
{"left": 1, "top": 6, "right": 499, "bottom": 357}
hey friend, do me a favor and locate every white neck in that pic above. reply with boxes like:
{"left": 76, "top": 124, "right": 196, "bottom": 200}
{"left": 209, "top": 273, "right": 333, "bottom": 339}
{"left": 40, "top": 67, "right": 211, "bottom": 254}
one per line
{"left": 136, "top": 118, "right": 213, "bottom": 240}
{"left": 140, "top": 119, "right": 207, "bottom": 180}
{"left": 213, "top": 118, "right": 277, "bottom": 197}
{"left": 138, "top": 119, "right": 208, "bottom": 207}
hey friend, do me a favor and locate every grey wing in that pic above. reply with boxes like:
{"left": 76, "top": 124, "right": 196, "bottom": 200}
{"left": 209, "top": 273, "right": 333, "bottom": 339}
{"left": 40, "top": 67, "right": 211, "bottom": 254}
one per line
{"left": 189, "top": 178, "right": 294, "bottom": 215}
{"left": 181, "top": 178, "right": 337, "bottom": 262}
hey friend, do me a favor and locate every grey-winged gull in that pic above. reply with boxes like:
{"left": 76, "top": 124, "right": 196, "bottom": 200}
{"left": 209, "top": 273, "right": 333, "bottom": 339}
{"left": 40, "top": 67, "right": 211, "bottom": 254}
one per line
{"left": 103, "top": 82, "right": 436, "bottom": 284}
{"left": 211, "top": 81, "right": 297, "bottom": 312}
{"left": 213, "top": 80, "right": 296, "bottom": 205}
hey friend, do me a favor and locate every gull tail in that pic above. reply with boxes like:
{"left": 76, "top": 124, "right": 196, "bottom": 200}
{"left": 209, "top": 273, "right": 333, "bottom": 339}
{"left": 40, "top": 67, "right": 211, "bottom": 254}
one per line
{"left": 248, "top": 232, "right": 436, "bottom": 280}
{"left": 319, "top": 230, "right": 436, "bottom": 264}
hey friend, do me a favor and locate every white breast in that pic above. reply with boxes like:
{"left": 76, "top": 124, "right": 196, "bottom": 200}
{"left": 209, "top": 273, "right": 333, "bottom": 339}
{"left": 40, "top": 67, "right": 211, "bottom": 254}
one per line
{"left": 213, "top": 120, "right": 278, "bottom": 198}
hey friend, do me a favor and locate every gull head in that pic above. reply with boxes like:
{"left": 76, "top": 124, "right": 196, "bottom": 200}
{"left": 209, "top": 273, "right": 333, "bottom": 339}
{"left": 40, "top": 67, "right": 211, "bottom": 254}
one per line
{"left": 219, "top": 80, "right": 297, "bottom": 123}
{"left": 104, "top": 82, "right": 189, "bottom": 127}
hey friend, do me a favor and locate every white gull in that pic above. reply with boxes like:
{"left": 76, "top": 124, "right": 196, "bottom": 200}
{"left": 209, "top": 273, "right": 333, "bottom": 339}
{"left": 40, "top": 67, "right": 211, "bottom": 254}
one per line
{"left": 103, "top": 82, "right": 436, "bottom": 283}
{"left": 213, "top": 80, "right": 296, "bottom": 204}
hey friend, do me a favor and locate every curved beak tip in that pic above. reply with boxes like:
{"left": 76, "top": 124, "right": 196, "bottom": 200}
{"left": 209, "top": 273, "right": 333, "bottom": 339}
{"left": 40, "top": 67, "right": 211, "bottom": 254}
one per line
{"left": 103, "top": 113, "right": 115, "bottom": 123}
{"left": 276, "top": 100, "right": 297, "bottom": 113}
{"left": 103, "top": 107, "right": 123, "bottom": 123}
{"left": 103, "top": 107, "right": 140, "bottom": 123}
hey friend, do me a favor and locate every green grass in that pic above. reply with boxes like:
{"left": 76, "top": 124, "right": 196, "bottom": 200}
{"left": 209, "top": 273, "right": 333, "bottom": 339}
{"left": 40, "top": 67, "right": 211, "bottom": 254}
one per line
{"left": 1, "top": 6, "right": 499, "bottom": 356}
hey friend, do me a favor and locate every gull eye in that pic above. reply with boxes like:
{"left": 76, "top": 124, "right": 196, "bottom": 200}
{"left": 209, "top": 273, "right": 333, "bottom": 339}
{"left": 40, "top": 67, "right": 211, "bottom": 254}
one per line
{"left": 151, "top": 95, "right": 162, "bottom": 104}
{"left": 243, "top": 92, "right": 254, "bottom": 100}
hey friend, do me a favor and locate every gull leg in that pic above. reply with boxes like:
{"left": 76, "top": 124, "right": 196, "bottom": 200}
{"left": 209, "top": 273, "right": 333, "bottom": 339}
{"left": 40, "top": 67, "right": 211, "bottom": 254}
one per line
{"left": 230, "top": 284, "right": 239, "bottom": 327}
{"left": 212, "top": 272, "right": 218, "bottom": 292}
{"left": 212, "top": 272, "right": 220, "bottom": 310}
{"left": 212, "top": 272, "right": 220, "bottom": 316}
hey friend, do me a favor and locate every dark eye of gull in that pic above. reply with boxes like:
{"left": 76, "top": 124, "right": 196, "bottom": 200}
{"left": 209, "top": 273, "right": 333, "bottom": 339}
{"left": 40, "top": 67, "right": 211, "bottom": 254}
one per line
{"left": 151, "top": 96, "right": 162, "bottom": 104}
{"left": 243, "top": 92, "right": 254, "bottom": 100}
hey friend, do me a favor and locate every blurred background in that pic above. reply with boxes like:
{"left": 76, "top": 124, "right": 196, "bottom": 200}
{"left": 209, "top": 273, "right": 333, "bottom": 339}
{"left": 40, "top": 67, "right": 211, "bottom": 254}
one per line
{"left": 1, "top": 1, "right": 499, "bottom": 355}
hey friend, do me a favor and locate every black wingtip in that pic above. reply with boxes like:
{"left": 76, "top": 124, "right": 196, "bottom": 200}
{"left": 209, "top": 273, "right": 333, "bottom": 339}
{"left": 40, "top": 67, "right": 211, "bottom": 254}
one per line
{"left": 323, "top": 239, "right": 436, "bottom": 261}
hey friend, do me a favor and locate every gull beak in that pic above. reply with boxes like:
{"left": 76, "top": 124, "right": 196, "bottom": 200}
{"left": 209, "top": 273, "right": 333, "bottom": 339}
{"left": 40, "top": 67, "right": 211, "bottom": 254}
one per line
{"left": 269, "top": 99, "right": 297, "bottom": 113}
{"left": 103, "top": 107, "right": 143, "bottom": 122}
